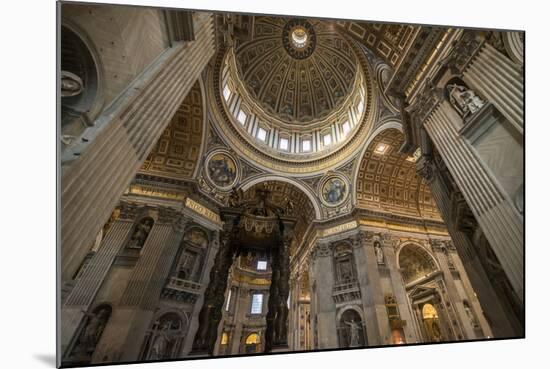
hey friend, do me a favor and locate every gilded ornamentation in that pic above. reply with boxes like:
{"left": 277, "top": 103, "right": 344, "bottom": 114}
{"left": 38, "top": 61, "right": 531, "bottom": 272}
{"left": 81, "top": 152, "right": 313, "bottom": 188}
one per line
{"left": 206, "top": 152, "right": 238, "bottom": 189}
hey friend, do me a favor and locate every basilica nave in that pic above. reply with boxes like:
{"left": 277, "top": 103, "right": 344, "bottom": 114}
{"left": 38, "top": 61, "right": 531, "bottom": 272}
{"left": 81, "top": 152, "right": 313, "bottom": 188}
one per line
{"left": 58, "top": 3, "right": 524, "bottom": 365}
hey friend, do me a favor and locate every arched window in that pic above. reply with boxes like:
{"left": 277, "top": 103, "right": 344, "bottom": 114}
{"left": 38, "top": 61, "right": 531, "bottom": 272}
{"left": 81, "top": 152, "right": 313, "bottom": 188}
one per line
{"left": 244, "top": 333, "right": 261, "bottom": 353}
{"left": 220, "top": 332, "right": 229, "bottom": 345}
{"left": 333, "top": 243, "right": 356, "bottom": 284}
{"left": 422, "top": 303, "right": 442, "bottom": 342}
{"left": 337, "top": 309, "right": 366, "bottom": 348}
{"left": 174, "top": 228, "right": 208, "bottom": 281}
{"left": 126, "top": 217, "right": 154, "bottom": 250}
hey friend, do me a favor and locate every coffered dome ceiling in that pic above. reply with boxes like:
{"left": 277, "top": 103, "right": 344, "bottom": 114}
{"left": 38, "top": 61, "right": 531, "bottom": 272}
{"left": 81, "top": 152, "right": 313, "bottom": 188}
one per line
{"left": 235, "top": 17, "right": 358, "bottom": 123}
{"left": 211, "top": 16, "right": 376, "bottom": 175}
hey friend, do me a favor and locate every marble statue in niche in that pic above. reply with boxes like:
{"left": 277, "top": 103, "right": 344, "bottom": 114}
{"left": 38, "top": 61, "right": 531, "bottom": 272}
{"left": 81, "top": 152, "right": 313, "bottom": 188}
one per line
{"left": 322, "top": 177, "right": 347, "bottom": 205}
{"left": 72, "top": 305, "right": 111, "bottom": 359}
{"left": 150, "top": 323, "right": 170, "bottom": 360}
{"left": 145, "top": 314, "right": 183, "bottom": 361}
{"left": 463, "top": 301, "right": 478, "bottom": 328}
{"left": 344, "top": 319, "right": 362, "bottom": 347}
{"left": 207, "top": 153, "right": 237, "bottom": 188}
{"left": 340, "top": 309, "right": 364, "bottom": 348}
{"left": 374, "top": 241, "right": 385, "bottom": 264}
{"left": 127, "top": 217, "right": 154, "bottom": 249}
{"left": 447, "top": 83, "right": 485, "bottom": 119}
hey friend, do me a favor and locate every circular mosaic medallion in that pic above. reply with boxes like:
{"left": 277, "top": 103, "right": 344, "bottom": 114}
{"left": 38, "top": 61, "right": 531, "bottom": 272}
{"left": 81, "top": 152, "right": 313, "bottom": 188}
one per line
{"left": 282, "top": 19, "right": 316, "bottom": 59}
{"left": 205, "top": 151, "right": 238, "bottom": 189}
{"left": 320, "top": 175, "right": 349, "bottom": 207}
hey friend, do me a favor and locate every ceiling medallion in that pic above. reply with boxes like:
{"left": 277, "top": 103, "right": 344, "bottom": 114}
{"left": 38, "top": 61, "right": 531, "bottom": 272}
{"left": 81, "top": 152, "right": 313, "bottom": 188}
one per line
{"left": 282, "top": 19, "right": 316, "bottom": 59}
{"left": 319, "top": 174, "right": 349, "bottom": 207}
{"left": 204, "top": 149, "right": 240, "bottom": 190}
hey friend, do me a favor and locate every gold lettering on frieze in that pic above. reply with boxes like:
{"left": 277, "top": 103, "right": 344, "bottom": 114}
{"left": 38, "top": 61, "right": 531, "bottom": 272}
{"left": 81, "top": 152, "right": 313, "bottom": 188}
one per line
{"left": 320, "top": 221, "right": 358, "bottom": 237}
{"left": 358, "top": 218, "right": 449, "bottom": 236}
{"left": 126, "top": 185, "right": 186, "bottom": 201}
{"left": 185, "top": 198, "right": 222, "bottom": 225}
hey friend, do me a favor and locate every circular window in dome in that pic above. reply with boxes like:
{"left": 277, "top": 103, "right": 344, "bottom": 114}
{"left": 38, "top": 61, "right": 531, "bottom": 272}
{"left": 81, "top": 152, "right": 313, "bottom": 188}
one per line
{"left": 291, "top": 26, "right": 308, "bottom": 48}
{"left": 282, "top": 19, "right": 316, "bottom": 59}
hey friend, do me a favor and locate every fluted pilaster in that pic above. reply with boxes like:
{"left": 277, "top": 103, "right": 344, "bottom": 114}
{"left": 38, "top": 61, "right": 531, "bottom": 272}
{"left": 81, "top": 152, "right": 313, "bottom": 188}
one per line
{"left": 60, "top": 12, "right": 215, "bottom": 283}
{"left": 61, "top": 219, "right": 133, "bottom": 353}
{"left": 463, "top": 43, "right": 523, "bottom": 133}
{"left": 424, "top": 102, "right": 523, "bottom": 300}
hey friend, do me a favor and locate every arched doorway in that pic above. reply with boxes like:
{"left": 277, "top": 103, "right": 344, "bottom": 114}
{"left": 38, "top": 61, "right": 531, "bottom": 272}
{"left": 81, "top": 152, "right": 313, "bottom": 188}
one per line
{"left": 398, "top": 243, "right": 453, "bottom": 342}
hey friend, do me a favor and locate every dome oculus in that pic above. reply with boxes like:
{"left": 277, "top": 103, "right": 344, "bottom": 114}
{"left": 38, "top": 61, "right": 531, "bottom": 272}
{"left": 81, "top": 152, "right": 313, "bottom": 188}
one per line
{"left": 282, "top": 19, "right": 316, "bottom": 59}
{"left": 291, "top": 26, "right": 308, "bottom": 48}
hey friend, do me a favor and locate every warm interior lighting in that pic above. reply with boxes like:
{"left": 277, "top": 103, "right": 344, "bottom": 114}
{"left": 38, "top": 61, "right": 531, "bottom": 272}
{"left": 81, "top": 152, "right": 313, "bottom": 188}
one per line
{"left": 237, "top": 110, "right": 247, "bottom": 125}
{"left": 223, "top": 84, "right": 232, "bottom": 101}
{"left": 257, "top": 127, "right": 267, "bottom": 141}
{"left": 375, "top": 143, "right": 389, "bottom": 154}
{"left": 279, "top": 137, "right": 289, "bottom": 150}
{"left": 342, "top": 121, "right": 351, "bottom": 137}
{"left": 291, "top": 26, "right": 308, "bottom": 48}
{"left": 302, "top": 139, "right": 311, "bottom": 152}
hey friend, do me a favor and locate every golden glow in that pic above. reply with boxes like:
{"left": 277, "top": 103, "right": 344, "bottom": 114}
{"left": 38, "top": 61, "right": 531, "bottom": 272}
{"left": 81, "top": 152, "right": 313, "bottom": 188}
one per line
{"left": 245, "top": 333, "right": 261, "bottom": 345}
{"left": 124, "top": 185, "right": 186, "bottom": 201}
{"left": 422, "top": 304, "right": 439, "bottom": 319}
{"left": 291, "top": 26, "right": 308, "bottom": 48}
{"left": 374, "top": 143, "right": 389, "bottom": 154}
{"left": 320, "top": 221, "right": 358, "bottom": 237}
{"left": 185, "top": 198, "right": 222, "bottom": 225}
{"left": 221, "top": 332, "right": 229, "bottom": 345}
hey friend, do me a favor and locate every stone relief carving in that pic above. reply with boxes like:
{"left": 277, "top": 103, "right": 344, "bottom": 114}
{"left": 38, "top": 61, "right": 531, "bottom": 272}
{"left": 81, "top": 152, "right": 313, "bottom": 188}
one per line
{"left": 61, "top": 70, "right": 84, "bottom": 97}
{"left": 69, "top": 306, "right": 111, "bottom": 361}
{"left": 447, "top": 83, "right": 486, "bottom": 119}
{"left": 127, "top": 217, "right": 154, "bottom": 249}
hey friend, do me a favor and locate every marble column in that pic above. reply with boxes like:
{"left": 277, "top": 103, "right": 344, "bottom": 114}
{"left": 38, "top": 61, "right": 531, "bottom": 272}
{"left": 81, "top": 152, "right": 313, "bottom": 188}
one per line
{"left": 353, "top": 232, "right": 385, "bottom": 346}
{"left": 60, "top": 12, "right": 215, "bottom": 284}
{"left": 429, "top": 240, "right": 469, "bottom": 340}
{"left": 308, "top": 242, "right": 338, "bottom": 349}
{"left": 91, "top": 213, "right": 187, "bottom": 363}
{"left": 423, "top": 101, "right": 523, "bottom": 301}
{"left": 60, "top": 216, "right": 133, "bottom": 355}
{"left": 417, "top": 156, "right": 519, "bottom": 336}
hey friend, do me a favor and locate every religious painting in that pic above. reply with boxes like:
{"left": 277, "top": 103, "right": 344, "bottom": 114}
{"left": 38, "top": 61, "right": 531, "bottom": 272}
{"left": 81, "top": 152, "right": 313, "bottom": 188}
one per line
{"left": 321, "top": 176, "right": 348, "bottom": 206}
{"left": 206, "top": 152, "right": 237, "bottom": 188}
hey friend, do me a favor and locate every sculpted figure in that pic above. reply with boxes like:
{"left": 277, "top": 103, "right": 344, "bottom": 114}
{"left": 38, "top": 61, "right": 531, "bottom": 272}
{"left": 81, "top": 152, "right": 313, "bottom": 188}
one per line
{"left": 374, "top": 241, "right": 384, "bottom": 264}
{"left": 61, "top": 70, "right": 84, "bottom": 97}
{"left": 75, "top": 307, "right": 110, "bottom": 357}
{"left": 344, "top": 318, "right": 362, "bottom": 347}
{"left": 447, "top": 83, "right": 485, "bottom": 118}
{"left": 127, "top": 218, "right": 153, "bottom": 249}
